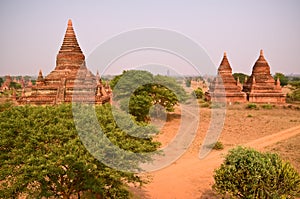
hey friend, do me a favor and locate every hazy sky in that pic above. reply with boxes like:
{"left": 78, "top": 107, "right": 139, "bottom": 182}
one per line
{"left": 0, "top": 0, "right": 299, "bottom": 76}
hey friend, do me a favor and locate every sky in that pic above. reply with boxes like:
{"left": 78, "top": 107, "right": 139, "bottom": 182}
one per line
{"left": 0, "top": 0, "right": 299, "bottom": 76}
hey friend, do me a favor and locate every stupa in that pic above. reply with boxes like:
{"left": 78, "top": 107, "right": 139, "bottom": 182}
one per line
{"left": 243, "top": 50, "right": 285, "bottom": 103}
{"left": 208, "top": 52, "right": 247, "bottom": 103}
{"left": 18, "top": 19, "right": 110, "bottom": 105}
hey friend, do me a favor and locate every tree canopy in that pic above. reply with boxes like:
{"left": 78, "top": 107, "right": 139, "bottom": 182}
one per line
{"left": 9, "top": 82, "right": 22, "bottom": 89}
{"left": 274, "top": 72, "right": 288, "bottom": 86}
{"left": 111, "top": 70, "right": 188, "bottom": 121}
{"left": 0, "top": 104, "right": 160, "bottom": 198}
{"left": 232, "top": 73, "right": 249, "bottom": 84}
{"left": 0, "top": 77, "right": 3, "bottom": 87}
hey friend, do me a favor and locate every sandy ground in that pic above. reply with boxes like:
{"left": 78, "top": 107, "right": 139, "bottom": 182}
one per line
{"left": 131, "top": 104, "right": 300, "bottom": 198}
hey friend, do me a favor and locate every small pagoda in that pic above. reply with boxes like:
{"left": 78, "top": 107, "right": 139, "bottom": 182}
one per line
{"left": 209, "top": 52, "right": 247, "bottom": 103}
{"left": 243, "top": 50, "right": 285, "bottom": 103}
{"left": 18, "top": 19, "right": 110, "bottom": 105}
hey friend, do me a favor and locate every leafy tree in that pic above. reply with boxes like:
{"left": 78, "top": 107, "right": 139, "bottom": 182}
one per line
{"left": 287, "top": 81, "right": 300, "bottom": 102}
{"left": 0, "top": 104, "right": 160, "bottom": 198}
{"left": 111, "top": 70, "right": 188, "bottom": 121}
{"left": 291, "top": 76, "right": 300, "bottom": 81}
{"left": 289, "top": 81, "right": 300, "bottom": 89}
{"left": 9, "top": 82, "right": 22, "bottom": 89}
{"left": 233, "top": 73, "right": 249, "bottom": 84}
{"left": 0, "top": 77, "right": 3, "bottom": 87}
{"left": 185, "top": 77, "right": 191, "bottom": 87}
{"left": 274, "top": 72, "right": 288, "bottom": 86}
{"left": 192, "top": 87, "right": 204, "bottom": 99}
{"left": 213, "top": 146, "right": 300, "bottom": 198}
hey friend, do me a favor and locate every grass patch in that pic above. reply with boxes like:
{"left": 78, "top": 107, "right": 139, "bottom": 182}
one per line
{"left": 261, "top": 104, "right": 274, "bottom": 109}
{"left": 246, "top": 103, "right": 258, "bottom": 110}
{"left": 200, "top": 102, "right": 210, "bottom": 108}
{"left": 210, "top": 103, "right": 225, "bottom": 109}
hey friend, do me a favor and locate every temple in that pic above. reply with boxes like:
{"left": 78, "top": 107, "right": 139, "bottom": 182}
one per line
{"left": 243, "top": 50, "right": 285, "bottom": 103}
{"left": 18, "top": 19, "right": 110, "bottom": 105}
{"left": 208, "top": 52, "right": 247, "bottom": 103}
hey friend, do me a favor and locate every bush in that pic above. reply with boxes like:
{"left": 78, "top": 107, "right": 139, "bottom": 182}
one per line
{"left": 213, "top": 146, "right": 300, "bottom": 198}
{"left": 261, "top": 104, "right": 274, "bottom": 109}
{"left": 200, "top": 102, "right": 210, "bottom": 108}
{"left": 0, "top": 101, "right": 13, "bottom": 112}
{"left": 246, "top": 103, "right": 258, "bottom": 109}
{"left": 192, "top": 87, "right": 204, "bottom": 99}
{"left": 212, "top": 141, "right": 224, "bottom": 150}
{"left": 287, "top": 89, "right": 300, "bottom": 102}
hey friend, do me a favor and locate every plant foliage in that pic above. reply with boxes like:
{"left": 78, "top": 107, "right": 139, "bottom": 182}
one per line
{"left": 111, "top": 70, "right": 188, "bottom": 121}
{"left": 0, "top": 104, "right": 160, "bottom": 199}
{"left": 213, "top": 146, "right": 300, "bottom": 198}
{"left": 274, "top": 72, "right": 288, "bottom": 87}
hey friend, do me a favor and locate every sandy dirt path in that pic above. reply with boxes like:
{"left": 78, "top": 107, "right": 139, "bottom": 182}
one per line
{"left": 133, "top": 124, "right": 300, "bottom": 199}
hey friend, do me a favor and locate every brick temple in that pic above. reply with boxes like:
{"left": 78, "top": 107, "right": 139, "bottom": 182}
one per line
{"left": 17, "top": 19, "right": 110, "bottom": 105}
{"left": 207, "top": 50, "right": 285, "bottom": 104}
{"left": 243, "top": 50, "right": 285, "bottom": 103}
{"left": 209, "top": 52, "right": 247, "bottom": 103}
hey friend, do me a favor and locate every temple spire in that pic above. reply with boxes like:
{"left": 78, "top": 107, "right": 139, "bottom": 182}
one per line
{"left": 37, "top": 69, "right": 43, "bottom": 81}
{"left": 218, "top": 51, "right": 232, "bottom": 74}
{"left": 56, "top": 19, "right": 86, "bottom": 70}
{"left": 260, "top": 49, "right": 263, "bottom": 56}
{"left": 59, "top": 19, "right": 82, "bottom": 53}
{"left": 68, "top": 19, "right": 72, "bottom": 27}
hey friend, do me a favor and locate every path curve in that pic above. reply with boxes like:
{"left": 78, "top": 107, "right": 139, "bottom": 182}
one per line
{"left": 136, "top": 125, "right": 300, "bottom": 199}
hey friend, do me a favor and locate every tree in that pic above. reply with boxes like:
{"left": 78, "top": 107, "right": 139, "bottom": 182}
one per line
{"left": 213, "top": 146, "right": 300, "bottom": 198}
{"left": 9, "top": 82, "right": 22, "bottom": 89}
{"left": 31, "top": 79, "right": 36, "bottom": 85}
{"left": 274, "top": 72, "right": 288, "bottom": 86}
{"left": 192, "top": 87, "right": 204, "bottom": 99}
{"left": 0, "top": 104, "right": 160, "bottom": 198}
{"left": 0, "top": 77, "right": 3, "bottom": 87}
{"left": 185, "top": 77, "right": 191, "bottom": 87}
{"left": 232, "top": 73, "right": 249, "bottom": 84}
{"left": 111, "top": 70, "right": 188, "bottom": 121}
{"left": 287, "top": 81, "right": 300, "bottom": 102}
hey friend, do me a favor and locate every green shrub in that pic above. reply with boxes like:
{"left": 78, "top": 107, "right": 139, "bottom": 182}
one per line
{"left": 212, "top": 141, "right": 224, "bottom": 150}
{"left": 192, "top": 87, "right": 204, "bottom": 99}
{"left": 261, "top": 104, "right": 274, "bottom": 109}
{"left": 0, "top": 101, "right": 13, "bottom": 112}
{"left": 200, "top": 102, "right": 210, "bottom": 108}
{"left": 287, "top": 89, "right": 300, "bottom": 102}
{"left": 205, "top": 141, "right": 224, "bottom": 150}
{"left": 213, "top": 146, "right": 300, "bottom": 198}
{"left": 246, "top": 103, "right": 258, "bottom": 109}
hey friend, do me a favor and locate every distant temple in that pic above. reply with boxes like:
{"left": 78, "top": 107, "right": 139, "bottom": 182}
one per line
{"left": 208, "top": 52, "right": 247, "bottom": 103}
{"left": 18, "top": 19, "right": 110, "bottom": 105}
{"left": 207, "top": 50, "right": 285, "bottom": 104}
{"left": 243, "top": 50, "right": 285, "bottom": 103}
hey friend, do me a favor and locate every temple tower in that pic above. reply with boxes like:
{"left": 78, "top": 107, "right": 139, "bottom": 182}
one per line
{"left": 18, "top": 20, "right": 110, "bottom": 105}
{"left": 209, "top": 52, "right": 247, "bottom": 103}
{"left": 243, "top": 50, "right": 285, "bottom": 103}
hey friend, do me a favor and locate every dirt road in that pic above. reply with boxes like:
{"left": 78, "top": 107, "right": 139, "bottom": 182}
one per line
{"left": 133, "top": 124, "right": 300, "bottom": 199}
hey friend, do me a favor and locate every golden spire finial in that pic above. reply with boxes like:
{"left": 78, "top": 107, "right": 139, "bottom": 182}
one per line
{"left": 224, "top": 51, "right": 227, "bottom": 57}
